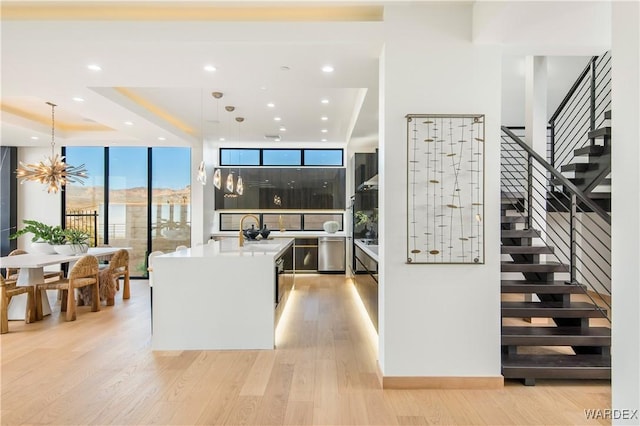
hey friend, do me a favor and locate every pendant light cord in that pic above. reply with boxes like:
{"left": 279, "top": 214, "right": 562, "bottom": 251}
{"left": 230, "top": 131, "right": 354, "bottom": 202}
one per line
{"left": 46, "top": 101, "right": 57, "bottom": 157}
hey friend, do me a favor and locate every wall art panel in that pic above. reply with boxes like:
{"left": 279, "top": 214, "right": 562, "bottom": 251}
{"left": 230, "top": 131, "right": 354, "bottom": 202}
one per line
{"left": 406, "top": 114, "right": 485, "bottom": 264}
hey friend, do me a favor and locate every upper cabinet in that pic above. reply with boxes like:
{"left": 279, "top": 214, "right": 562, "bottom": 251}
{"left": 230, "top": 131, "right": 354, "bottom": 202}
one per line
{"left": 354, "top": 151, "right": 378, "bottom": 193}
{"left": 214, "top": 167, "right": 346, "bottom": 210}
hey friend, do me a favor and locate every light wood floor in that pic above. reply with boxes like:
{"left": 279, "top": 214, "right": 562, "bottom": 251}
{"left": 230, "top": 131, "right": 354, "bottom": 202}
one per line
{"left": 1, "top": 275, "right": 610, "bottom": 425}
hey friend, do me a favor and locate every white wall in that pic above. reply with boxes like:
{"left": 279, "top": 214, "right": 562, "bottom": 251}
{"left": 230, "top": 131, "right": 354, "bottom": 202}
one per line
{"left": 611, "top": 1, "right": 640, "bottom": 422}
{"left": 379, "top": 3, "right": 501, "bottom": 377}
{"left": 501, "top": 55, "right": 592, "bottom": 126}
{"left": 473, "top": 1, "right": 611, "bottom": 55}
{"left": 15, "top": 147, "right": 61, "bottom": 248}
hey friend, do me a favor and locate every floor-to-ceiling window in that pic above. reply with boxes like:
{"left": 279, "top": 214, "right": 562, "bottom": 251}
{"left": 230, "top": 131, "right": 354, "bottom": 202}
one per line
{"left": 64, "top": 147, "right": 105, "bottom": 247}
{"left": 64, "top": 146, "right": 191, "bottom": 277}
{"left": 109, "top": 147, "right": 148, "bottom": 275}
{"left": 151, "top": 147, "right": 191, "bottom": 252}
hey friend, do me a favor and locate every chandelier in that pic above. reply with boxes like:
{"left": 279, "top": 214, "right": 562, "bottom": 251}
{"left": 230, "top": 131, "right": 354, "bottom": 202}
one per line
{"left": 16, "top": 102, "right": 88, "bottom": 193}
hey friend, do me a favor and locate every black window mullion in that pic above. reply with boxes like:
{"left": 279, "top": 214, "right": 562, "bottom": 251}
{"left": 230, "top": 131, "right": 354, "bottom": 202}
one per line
{"left": 103, "top": 147, "right": 110, "bottom": 245}
{"left": 61, "top": 146, "right": 67, "bottom": 228}
{"left": 147, "top": 148, "right": 153, "bottom": 255}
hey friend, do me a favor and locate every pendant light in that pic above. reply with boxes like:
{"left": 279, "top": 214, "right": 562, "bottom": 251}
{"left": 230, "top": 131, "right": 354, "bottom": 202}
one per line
{"left": 235, "top": 116, "right": 245, "bottom": 195}
{"left": 196, "top": 90, "right": 207, "bottom": 185}
{"left": 226, "top": 172, "right": 234, "bottom": 193}
{"left": 16, "top": 102, "right": 88, "bottom": 193}
{"left": 213, "top": 168, "right": 222, "bottom": 189}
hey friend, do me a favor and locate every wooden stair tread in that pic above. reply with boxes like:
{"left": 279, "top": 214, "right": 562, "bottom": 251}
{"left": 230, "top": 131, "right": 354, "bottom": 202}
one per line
{"left": 501, "top": 261, "right": 569, "bottom": 273}
{"left": 501, "top": 229, "right": 540, "bottom": 238}
{"left": 502, "top": 354, "right": 611, "bottom": 379}
{"left": 502, "top": 326, "right": 610, "bottom": 338}
{"left": 500, "top": 216, "right": 527, "bottom": 223}
{"left": 501, "top": 246, "right": 554, "bottom": 254}
{"left": 560, "top": 163, "right": 590, "bottom": 173}
{"left": 501, "top": 281, "right": 585, "bottom": 294}
{"left": 502, "top": 329, "right": 611, "bottom": 347}
{"left": 588, "top": 127, "right": 611, "bottom": 139}
{"left": 501, "top": 301, "right": 606, "bottom": 318}
{"left": 588, "top": 192, "right": 611, "bottom": 199}
{"left": 574, "top": 145, "right": 605, "bottom": 156}
{"left": 552, "top": 177, "right": 584, "bottom": 185}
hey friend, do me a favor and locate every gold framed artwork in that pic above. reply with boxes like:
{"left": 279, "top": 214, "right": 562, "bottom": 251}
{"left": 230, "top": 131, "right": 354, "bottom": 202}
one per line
{"left": 406, "top": 114, "right": 485, "bottom": 264}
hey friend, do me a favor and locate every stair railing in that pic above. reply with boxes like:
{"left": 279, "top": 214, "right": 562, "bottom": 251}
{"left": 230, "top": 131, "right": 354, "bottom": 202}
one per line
{"left": 549, "top": 51, "right": 611, "bottom": 169}
{"left": 501, "top": 127, "right": 611, "bottom": 321}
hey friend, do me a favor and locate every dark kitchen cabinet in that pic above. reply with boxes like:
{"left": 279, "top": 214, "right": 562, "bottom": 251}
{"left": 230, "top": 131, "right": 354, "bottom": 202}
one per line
{"left": 294, "top": 238, "right": 318, "bottom": 272}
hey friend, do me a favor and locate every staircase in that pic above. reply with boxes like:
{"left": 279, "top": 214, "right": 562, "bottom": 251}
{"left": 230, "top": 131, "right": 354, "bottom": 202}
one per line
{"left": 500, "top": 197, "right": 611, "bottom": 385}
{"left": 553, "top": 110, "right": 612, "bottom": 212}
{"left": 499, "top": 52, "right": 612, "bottom": 385}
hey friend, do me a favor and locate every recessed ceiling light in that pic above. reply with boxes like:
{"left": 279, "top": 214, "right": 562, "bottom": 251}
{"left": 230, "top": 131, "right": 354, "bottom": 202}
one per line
{"left": 267, "top": 102, "right": 275, "bottom": 108}
{"left": 87, "top": 64, "right": 102, "bottom": 71}
{"left": 279, "top": 126, "right": 287, "bottom": 132}
{"left": 72, "top": 97, "right": 85, "bottom": 102}
{"left": 280, "top": 65, "right": 290, "bottom": 71}
{"left": 124, "top": 121, "right": 133, "bottom": 126}
{"left": 322, "top": 65, "right": 334, "bottom": 73}
{"left": 321, "top": 116, "right": 328, "bottom": 121}
{"left": 31, "top": 136, "right": 39, "bottom": 140}
{"left": 274, "top": 117, "right": 282, "bottom": 121}
{"left": 321, "top": 98, "right": 330, "bottom": 104}
{"left": 321, "top": 129, "right": 328, "bottom": 133}
{"left": 158, "top": 136, "right": 166, "bottom": 141}
{"left": 219, "top": 137, "right": 225, "bottom": 141}
{"left": 321, "top": 138, "right": 327, "bottom": 142}
{"left": 260, "top": 86, "right": 268, "bottom": 91}
{"left": 203, "top": 65, "right": 217, "bottom": 72}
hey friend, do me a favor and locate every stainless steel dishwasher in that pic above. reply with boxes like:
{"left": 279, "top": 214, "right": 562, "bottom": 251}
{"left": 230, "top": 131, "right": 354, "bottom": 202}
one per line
{"left": 317, "top": 236, "right": 345, "bottom": 272}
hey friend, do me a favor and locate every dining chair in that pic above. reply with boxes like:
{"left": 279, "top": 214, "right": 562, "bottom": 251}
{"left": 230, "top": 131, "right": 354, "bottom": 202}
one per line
{"left": 35, "top": 254, "right": 100, "bottom": 321}
{"left": 108, "top": 249, "right": 130, "bottom": 303}
{"left": 175, "top": 245, "right": 188, "bottom": 251}
{"left": 5, "top": 249, "right": 63, "bottom": 282}
{"left": 0, "top": 275, "right": 35, "bottom": 334}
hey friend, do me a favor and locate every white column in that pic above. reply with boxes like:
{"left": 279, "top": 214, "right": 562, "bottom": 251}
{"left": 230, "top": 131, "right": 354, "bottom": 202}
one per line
{"left": 612, "top": 1, "right": 640, "bottom": 422}
{"left": 524, "top": 56, "right": 548, "bottom": 237}
{"left": 524, "top": 57, "right": 548, "bottom": 309}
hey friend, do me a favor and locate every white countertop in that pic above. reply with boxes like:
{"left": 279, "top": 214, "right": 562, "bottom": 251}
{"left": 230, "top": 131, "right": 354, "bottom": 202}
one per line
{"left": 354, "top": 239, "right": 379, "bottom": 263}
{"left": 211, "top": 231, "right": 346, "bottom": 239}
{"left": 152, "top": 238, "right": 294, "bottom": 351}
{"left": 162, "top": 237, "right": 294, "bottom": 259}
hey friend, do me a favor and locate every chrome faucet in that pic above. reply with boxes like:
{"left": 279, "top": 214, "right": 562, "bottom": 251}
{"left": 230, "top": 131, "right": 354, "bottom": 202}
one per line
{"left": 238, "top": 214, "right": 260, "bottom": 247}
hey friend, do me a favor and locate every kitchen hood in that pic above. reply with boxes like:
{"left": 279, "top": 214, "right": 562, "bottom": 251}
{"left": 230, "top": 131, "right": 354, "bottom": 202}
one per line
{"left": 357, "top": 174, "right": 378, "bottom": 191}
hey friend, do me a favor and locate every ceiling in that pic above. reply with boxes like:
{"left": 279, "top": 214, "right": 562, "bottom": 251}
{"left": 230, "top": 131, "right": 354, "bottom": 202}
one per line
{"left": 0, "top": 3, "right": 384, "bottom": 150}
{"left": 1, "top": 2, "right": 599, "bottom": 153}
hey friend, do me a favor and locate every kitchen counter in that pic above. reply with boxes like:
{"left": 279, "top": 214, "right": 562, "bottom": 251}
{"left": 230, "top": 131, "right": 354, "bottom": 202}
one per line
{"left": 211, "top": 231, "right": 346, "bottom": 239}
{"left": 354, "top": 239, "right": 379, "bottom": 263}
{"left": 152, "top": 238, "right": 294, "bottom": 351}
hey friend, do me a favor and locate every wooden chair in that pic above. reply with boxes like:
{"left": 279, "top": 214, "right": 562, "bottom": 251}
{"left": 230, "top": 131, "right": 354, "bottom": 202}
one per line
{"left": 35, "top": 255, "right": 100, "bottom": 321}
{"left": 108, "top": 249, "right": 130, "bottom": 303}
{"left": 1, "top": 275, "right": 35, "bottom": 334}
{"left": 5, "top": 249, "right": 63, "bottom": 282}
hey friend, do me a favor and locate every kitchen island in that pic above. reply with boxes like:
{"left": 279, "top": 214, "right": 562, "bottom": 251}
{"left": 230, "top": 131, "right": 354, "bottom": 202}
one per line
{"left": 152, "top": 238, "right": 294, "bottom": 350}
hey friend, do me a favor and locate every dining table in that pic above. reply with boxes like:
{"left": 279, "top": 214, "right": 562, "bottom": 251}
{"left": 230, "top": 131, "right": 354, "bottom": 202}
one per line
{"left": 0, "top": 247, "right": 130, "bottom": 320}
